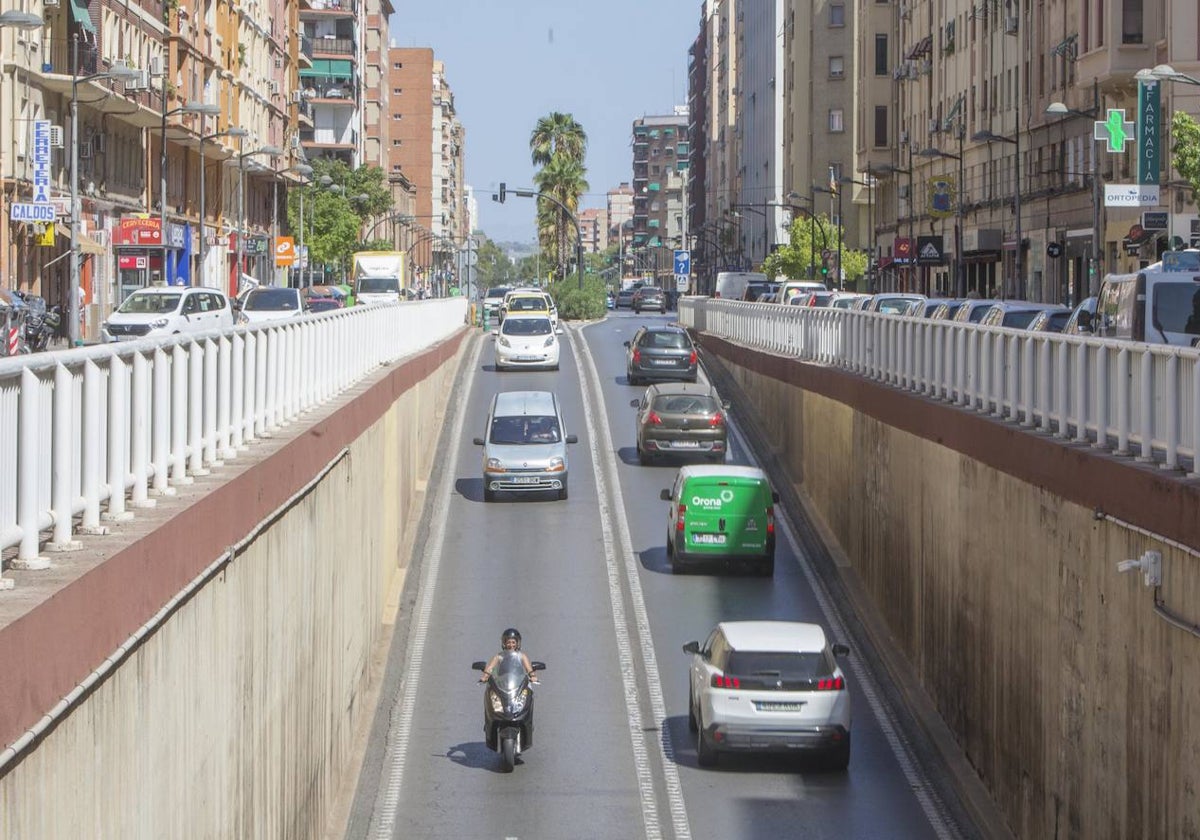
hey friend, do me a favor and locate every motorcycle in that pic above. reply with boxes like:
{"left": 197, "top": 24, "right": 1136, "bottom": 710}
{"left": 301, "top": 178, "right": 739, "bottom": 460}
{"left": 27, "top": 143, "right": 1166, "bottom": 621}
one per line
{"left": 472, "top": 652, "right": 546, "bottom": 772}
{"left": 24, "top": 303, "right": 61, "bottom": 353}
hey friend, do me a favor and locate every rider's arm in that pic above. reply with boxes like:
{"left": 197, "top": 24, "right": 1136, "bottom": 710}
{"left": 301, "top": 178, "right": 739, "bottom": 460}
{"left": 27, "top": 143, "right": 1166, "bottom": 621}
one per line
{"left": 522, "top": 653, "right": 537, "bottom": 679}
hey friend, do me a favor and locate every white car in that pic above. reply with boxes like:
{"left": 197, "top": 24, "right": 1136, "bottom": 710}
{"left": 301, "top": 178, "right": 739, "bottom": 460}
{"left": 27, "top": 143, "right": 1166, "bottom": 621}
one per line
{"left": 238, "top": 286, "right": 304, "bottom": 325}
{"left": 493, "top": 314, "right": 560, "bottom": 371}
{"left": 684, "top": 620, "right": 851, "bottom": 769}
{"left": 102, "top": 286, "right": 234, "bottom": 342}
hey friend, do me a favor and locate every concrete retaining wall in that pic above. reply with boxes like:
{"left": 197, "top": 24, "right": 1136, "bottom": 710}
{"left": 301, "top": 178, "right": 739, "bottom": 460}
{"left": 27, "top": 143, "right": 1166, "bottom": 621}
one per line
{"left": 703, "top": 335, "right": 1200, "bottom": 840}
{"left": 0, "top": 330, "right": 467, "bottom": 839}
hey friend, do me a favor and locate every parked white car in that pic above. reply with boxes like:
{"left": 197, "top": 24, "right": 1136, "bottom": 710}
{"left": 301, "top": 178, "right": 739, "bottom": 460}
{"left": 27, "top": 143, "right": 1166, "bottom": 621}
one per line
{"left": 103, "top": 286, "right": 234, "bottom": 342}
{"left": 493, "top": 314, "right": 560, "bottom": 371}
{"left": 684, "top": 620, "right": 852, "bottom": 769}
{"left": 237, "top": 286, "right": 304, "bottom": 325}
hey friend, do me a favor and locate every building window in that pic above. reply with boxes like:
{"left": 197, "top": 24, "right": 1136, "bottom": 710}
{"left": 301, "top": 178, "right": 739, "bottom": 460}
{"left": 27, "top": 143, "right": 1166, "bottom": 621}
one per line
{"left": 392, "top": 113, "right": 402, "bottom": 120}
{"left": 829, "top": 56, "right": 844, "bottom": 78}
{"left": 393, "top": 88, "right": 402, "bottom": 94}
{"left": 1122, "top": 0, "right": 1142, "bottom": 43}
{"left": 829, "top": 109, "right": 844, "bottom": 133}
{"left": 874, "top": 105, "right": 888, "bottom": 147}
{"left": 393, "top": 62, "right": 403, "bottom": 69}
{"left": 392, "top": 139, "right": 402, "bottom": 146}
{"left": 829, "top": 4, "right": 845, "bottom": 26}
{"left": 874, "top": 35, "right": 888, "bottom": 76}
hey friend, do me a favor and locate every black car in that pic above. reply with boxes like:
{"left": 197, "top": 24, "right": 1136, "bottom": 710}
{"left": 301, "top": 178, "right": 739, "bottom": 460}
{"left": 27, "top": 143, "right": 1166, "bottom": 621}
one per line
{"left": 633, "top": 287, "right": 666, "bottom": 313}
{"left": 624, "top": 324, "right": 698, "bottom": 385}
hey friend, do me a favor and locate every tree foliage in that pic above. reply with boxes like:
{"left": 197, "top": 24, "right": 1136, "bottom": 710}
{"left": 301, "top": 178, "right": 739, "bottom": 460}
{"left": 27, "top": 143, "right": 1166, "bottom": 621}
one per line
{"left": 475, "top": 237, "right": 519, "bottom": 287}
{"left": 547, "top": 274, "right": 607, "bottom": 321}
{"left": 530, "top": 112, "right": 587, "bottom": 167}
{"left": 762, "top": 212, "right": 867, "bottom": 285}
{"left": 528, "top": 112, "right": 589, "bottom": 283}
{"left": 1172, "top": 111, "right": 1200, "bottom": 204}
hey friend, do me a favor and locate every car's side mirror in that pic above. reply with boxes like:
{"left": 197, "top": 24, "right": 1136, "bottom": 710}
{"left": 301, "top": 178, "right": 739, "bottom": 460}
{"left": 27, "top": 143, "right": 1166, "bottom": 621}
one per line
{"left": 531, "top": 661, "right": 547, "bottom": 671}
{"left": 490, "top": 328, "right": 498, "bottom": 336}
{"left": 472, "top": 437, "right": 485, "bottom": 446}
{"left": 630, "top": 399, "right": 640, "bottom": 408}
{"left": 565, "top": 434, "right": 579, "bottom": 444}
{"left": 623, "top": 340, "right": 631, "bottom": 348}
{"left": 832, "top": 643, "right": 850, "bottom": 657}
{"left": 682, "top": 641, "right": 700, "bottom": 655}
{"left": 659, "top": 489, "right": 672, "bottom": 501}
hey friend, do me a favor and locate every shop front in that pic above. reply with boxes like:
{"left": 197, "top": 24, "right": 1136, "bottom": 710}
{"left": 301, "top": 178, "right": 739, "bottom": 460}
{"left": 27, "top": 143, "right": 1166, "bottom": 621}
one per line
{"left": 112, "top": 215, "right": 190, "bottom": 303}
{"left": 227, "top": 233, "right": 271, "bottom": 297}
{"left": 961, "top": 228, "right": 1002, "bottom": 298}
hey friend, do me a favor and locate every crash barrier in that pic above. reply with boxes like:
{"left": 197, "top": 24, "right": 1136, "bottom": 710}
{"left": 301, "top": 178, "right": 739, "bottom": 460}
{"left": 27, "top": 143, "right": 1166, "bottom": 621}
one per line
{"left": 0, "top": 297, "right": 468, "bottom": 577}
{"left": 679, "top": 297, "right": 1199, "bottom": 476}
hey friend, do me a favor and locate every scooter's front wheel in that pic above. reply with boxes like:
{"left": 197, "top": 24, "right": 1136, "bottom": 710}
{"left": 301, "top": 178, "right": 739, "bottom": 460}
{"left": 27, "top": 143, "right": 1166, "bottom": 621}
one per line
{"left": 500, "top": 734, "right": 517, "bottom": 772}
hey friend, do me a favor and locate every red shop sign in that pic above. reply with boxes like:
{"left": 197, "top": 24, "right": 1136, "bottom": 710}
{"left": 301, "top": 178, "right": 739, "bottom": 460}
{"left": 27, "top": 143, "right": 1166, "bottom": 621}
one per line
{"left": 113, "top": 216, "right": 163, "bottom": 246}
{"left": 118, "top": 255, "right": 148, "bottom": 270}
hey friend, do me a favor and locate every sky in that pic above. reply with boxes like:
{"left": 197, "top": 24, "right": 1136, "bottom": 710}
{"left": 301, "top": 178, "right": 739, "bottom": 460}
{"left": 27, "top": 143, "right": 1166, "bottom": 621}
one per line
{"left": 390, "top": 0, "right": 698, "bottom": 245}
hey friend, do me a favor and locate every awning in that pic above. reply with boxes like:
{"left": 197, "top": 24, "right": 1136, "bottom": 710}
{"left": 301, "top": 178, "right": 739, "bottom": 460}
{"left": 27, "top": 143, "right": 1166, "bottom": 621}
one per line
{"left": 69, "top": 0, "right": 97, "bottom": 34}
{"left": 299, "top": 59, "right": 352, "bottom": 79}
{"left": 57, "top": 227, "right": 106, "bottom": 255}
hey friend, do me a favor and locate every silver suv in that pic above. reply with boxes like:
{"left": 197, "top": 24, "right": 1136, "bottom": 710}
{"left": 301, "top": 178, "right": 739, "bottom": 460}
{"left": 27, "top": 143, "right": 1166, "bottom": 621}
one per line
{"left": 473, "top": 391, "right": 578, "bottom": 502}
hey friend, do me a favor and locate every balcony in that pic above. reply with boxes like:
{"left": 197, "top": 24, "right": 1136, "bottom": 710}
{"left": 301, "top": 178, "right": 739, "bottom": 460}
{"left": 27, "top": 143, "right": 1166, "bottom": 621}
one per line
{"left": 298, "top": 68, "right": 357, "bottom": 105}
{"left": 300, "top": 127, "right": 358, "bottom": 148}
{"left": 305, "top": 35, "right": 356, "bottom": 58}
{"left": 300, "top": 0, "right": 355, "bottom": 16}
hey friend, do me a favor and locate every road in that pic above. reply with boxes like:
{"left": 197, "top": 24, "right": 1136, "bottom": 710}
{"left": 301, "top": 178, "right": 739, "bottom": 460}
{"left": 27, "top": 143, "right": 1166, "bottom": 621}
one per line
{"left": 344, "top": 308, "right": 979, "bottom": 840}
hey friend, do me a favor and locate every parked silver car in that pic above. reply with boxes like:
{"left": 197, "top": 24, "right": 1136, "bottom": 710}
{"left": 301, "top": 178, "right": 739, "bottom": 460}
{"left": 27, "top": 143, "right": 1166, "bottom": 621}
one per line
{"left": 473, "top": 390, "right": 578, "bottom": 502}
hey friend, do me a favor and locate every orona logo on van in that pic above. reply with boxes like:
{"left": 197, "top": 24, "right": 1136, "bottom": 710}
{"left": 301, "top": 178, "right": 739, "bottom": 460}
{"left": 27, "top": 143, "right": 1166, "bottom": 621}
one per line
{"left": 691, "top": 489, "right": 736, "bottom": 507}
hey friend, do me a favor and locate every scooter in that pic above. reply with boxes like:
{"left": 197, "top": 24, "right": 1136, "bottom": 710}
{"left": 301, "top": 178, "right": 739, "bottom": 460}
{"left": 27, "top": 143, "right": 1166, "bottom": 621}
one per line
{"left": 472, "top": 652, "right": 546, "bottom": 772}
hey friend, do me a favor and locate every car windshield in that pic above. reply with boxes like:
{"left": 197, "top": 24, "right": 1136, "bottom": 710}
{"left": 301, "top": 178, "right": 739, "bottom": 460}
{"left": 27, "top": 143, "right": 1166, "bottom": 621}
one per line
{"left": 726, "top": 651, "right": 832, "bottom": 680}
{"left": 653, "top": 394, "right": 718, "bottom": 415}
{"left": 359, "top": 277, "right": 400, "bottom": 293}
{"left": 502, "top": 318, "right": 552, "bottom": 336}
{"left": 489, "top": 414, "right": 562, "bottom": 445}
{"left": 509, "top": 297, "right": 548, "bottom": 311}
{"left": 117, "top": 293, "right": 181, "bottom": 314}
{"left": 640, "top": 331, "right": 690, "bottom": 349}
{"left": 486, "top": 287, "right": 510, "bottom": 299}
{"left": 243, "top": 288, "right": 299, "bottom": 310}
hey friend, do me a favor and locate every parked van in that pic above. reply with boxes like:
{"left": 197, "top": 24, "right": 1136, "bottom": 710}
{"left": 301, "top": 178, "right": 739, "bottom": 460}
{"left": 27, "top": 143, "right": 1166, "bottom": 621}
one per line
{"left": 714, "top": 271, "right": 767, "bottom": 301}
{"left": 659, "top": 464, "right": 779, "bottom": 576}
{"left": 1097, "top": 251, "right": 1200, "bottom": 347}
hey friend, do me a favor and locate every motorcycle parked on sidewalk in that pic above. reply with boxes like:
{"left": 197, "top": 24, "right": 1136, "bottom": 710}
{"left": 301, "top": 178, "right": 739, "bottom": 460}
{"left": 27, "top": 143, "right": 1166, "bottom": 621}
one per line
{"left": 24, "top": 303, "right": 61, "bottom": 352}
{"left": 471, "top": 652, "right": 546, "bottom": 772}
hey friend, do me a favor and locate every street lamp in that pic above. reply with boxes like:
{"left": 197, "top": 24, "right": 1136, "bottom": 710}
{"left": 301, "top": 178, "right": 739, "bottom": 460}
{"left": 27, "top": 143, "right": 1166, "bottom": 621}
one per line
{"left": 289, "top": 164, "right": 313, "bottom": 287}
{"left": 916, "top": 136, "right": 964, "bottom": 296}
{"left": 973, "top": 129, "right": 1022, "bottom": 299}
{"left": 157, "top": 101, "right": 218, "bottom": 283}
{"left": 197, "top": 127, "right": 248, "bottom": 288}
{"left": 235, "top": 141, "right": 283, "bottom": 291}
{"left": 0, "top": 10, "right": 43, "bottom": 28}
{"left": 1045, "top": 86, "right": 1103, "bottom": 298}
{"left": 1137, "top": 64, "right": 1200, "bottom": 87}
{"left": 69, "top": 37, "right": 141, "bottom": 344}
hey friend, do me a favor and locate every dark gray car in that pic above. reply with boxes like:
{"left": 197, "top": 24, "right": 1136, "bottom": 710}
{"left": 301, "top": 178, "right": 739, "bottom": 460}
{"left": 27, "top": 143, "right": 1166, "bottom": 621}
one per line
{"left": 630, "top": 382, "right": 728, "bottom": 465}
{"left": 625, "top": 325, "right": 698, "bottom": 385}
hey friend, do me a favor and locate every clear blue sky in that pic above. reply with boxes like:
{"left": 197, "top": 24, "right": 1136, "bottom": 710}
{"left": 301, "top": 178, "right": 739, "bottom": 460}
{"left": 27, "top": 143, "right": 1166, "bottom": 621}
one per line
{"left": 390, "top": 0, "right": 697, "bottom": 244}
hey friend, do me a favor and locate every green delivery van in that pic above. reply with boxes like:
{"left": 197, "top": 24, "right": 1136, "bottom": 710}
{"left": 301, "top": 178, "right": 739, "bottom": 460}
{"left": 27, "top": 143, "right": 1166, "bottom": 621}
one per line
{"left": 659, "top": 465, "right": 779, "bottom": 576}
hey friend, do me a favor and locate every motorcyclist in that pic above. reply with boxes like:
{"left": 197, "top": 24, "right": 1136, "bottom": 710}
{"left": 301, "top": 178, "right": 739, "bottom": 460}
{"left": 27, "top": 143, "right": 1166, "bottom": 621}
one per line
{"left": 480, "top": 628, "right": 538, "bottom": 683}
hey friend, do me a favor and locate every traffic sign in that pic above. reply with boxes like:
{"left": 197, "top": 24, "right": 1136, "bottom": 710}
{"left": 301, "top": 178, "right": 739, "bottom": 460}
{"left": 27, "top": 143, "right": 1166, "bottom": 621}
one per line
{"left": 10, "top": 202, "right": 55, "bottom": 223}
{"left": 673, "top": 249, "right": 691, "bottom": 276}
{"left": 674, "top": 273, "right": 689, "bottom": 292}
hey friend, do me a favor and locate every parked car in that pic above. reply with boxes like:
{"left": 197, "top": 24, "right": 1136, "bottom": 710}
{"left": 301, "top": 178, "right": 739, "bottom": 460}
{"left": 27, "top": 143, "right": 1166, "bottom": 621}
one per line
{"left": 493, "top": 314, "right": 559, "bottom": 371}
{"left": 714, "top": 271, "right": 767, "bottom": 300}
{"left": 921, "top": 298, "right": 958, "bottom": 318}
{"left": 103, "top": 286, "right": 234, "bottom": 342}
{"left": 928, "top": 299, "right": 966, "bottom": 320}
{"left": 978, "top": 301, "right": 1070, "bottom": 330}
{"left": 606, "top": 291, "right": 616, "bottom": 310}
{"left": 625, "top": 324, "right": 699, "bottom": 385}
{"left": 238, "top": 286, "right": 304, "bottom": 325}
{"left": 630, "top": 382, "right": 729, "bottom": 465}
{"left": 1026, "top": 307, "right": 1074, "bottom": 333}
{"left": 473, "top": 390, "right": 578, "bottom": 502}
{"left": 482, "top": 286, "right": 513, "bottom": 321}
{"left": 777, "top": 281, "right": 828, "bottom": 305}
{"left": 791, "top": 290, "right": 837, "bottom": 307}
{"left": 683, "top": 620, "right": 852, "bottom": 768}
{"left": 950, "top": 298, "right": 1000, "bottom": 323}
{"left": 1062, "top": 296, "right": 1098, "bottom": 335}
{"left": 302, "top": 285, "right": 346, "bottom": 313}
{"left": 660, "top": 465, "right": 778, "bottom": 575}
{"left": 868, "top": 293, "right": 927, "bottom": 316}
{"left": 829, "top": 292, "right": 871, "bottom": 310}
{"left": 743, "top": 279, "right": 778, "bottom": 302}
{"left": 633, "top": 286, "right": 667, "bottom": 313}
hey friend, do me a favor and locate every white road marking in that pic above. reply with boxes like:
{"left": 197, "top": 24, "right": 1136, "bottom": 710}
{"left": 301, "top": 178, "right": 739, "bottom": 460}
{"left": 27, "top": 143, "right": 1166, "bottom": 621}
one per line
{"left": 724, "top": 417, "right": 959, "bottom": 840}
{"left": 372, "top": 336, "right": 484, "bottom": 839}
{"left": 568, "top": 326, "right": 693, "bottom": 840}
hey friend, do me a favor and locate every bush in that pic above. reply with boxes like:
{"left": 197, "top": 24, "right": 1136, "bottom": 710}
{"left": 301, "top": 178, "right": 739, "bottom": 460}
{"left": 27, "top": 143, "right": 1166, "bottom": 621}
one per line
{"left": 548, "top": 275, "right": 607, "bottom": 321}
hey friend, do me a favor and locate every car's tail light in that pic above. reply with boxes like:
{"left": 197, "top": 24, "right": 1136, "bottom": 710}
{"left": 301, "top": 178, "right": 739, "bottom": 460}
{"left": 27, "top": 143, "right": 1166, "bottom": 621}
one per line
{"left": 676, "top": 503, "right": 686, "bottom": 532}
{"left": 711, "top": 674, "right": 740, "bottom": 689}
{"left": 709, "top": 413, "right": 724, "bottom": 427}
{"left": 632, "top": 348, "right": 642, "bottom": 364}
{"left": 816, "top": 676, "right": 845, "bottom": 691}
{"left": 766, "top": 504, "right": 775, "bottom": 535}
{"left": 688, "top": 350, "right": 697, "bottom": 364}
{"left": 647, "top": 411, "right": 663, "bottom": 425}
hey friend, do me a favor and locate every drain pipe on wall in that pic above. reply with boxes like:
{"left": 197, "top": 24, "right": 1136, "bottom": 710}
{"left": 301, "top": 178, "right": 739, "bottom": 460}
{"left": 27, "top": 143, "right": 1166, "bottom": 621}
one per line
{"left": 0, "top": 447, "right": 351, "bottom": 774}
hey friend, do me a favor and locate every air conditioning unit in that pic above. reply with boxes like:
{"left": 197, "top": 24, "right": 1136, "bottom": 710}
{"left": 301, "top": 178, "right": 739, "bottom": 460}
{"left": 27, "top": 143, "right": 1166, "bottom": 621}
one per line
{"left": 148, "top": 56, "right": 164, "bottom": 77}
{"left": 291, "top": 89, "right": 304, "bottom": 104}
{"left": 79, "top": 140, "right": 93, "bottom": 159}
{"left": 92, "top": 133, "right": 105, "bottom": 153}
{"left": 43, "top": 0, "right": 58, "bottom": 7}
{"left": 1004, "top": 16, "right": 1018, "bottom": 34}
{"left": 274, "top": 56, "right": 283, "bottom": 69}
{"left": 49, "top": 125, "right": 63, "bottom": 147}
{"left": 899, "top": 130, "right": 909, "bottom": 144}
{"left": 268, "top": 80, "right": 279, "bottom": 94}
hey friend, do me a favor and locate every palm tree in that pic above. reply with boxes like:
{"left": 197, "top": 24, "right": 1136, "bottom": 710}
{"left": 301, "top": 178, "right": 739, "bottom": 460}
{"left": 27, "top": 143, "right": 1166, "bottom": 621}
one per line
{"left": 529, "top": 112, "right": 587, "bottom": 166}
{"left": 534, "top": 156, "right": 589, "bottom": 277}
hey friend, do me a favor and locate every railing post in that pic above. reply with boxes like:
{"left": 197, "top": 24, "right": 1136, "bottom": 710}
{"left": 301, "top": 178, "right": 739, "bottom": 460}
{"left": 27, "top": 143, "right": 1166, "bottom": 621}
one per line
{"left": 203, "top": 338, "right": 219, "bottom": 466}
{"left": 1021, "top": 336, "right": 1035, "bottom": 428}
{"left": 80, "top": 359, "right": 108, "bottom": 531}
{"left": 1138, "top": 350, "right": 1153, "bottom": 462}
{"left": 171, "top": 343, "right": 192, "bottom": 485}
{"left": 1191, "top": 357, "right": 1200, "bottom": 478}
{"left": 188, "top": 341, "right": 208, "bottom": 476}
{"left": 218, "top": 334, "right": 235, "bottom": 459}
{"left": 48, "top": 363, "right": 81, "bottom": 551}
{"left": 244, "top": 330, "right": 258, "bottom": 444}
{"left": 1116, "top": 348, "right": 1131, "bottom": 455}
{"left": 230, "top": 332, "right": 245, "bottom": 451}
{"left": 1093, "top": 345, "right": 1109, "bottom": 451}
{"left": 254, "top": 329, "right": 269, "bottom": 437}
{"left": 979, "top": 331, "right": 992, "bottom": 414}
{"left": 103, "top": 355, "right": 132, "bottom": 523}
{"left": 13, "top": 367, "right": 48, "bottom": 568}
{"left": 1073, "top": 343, "right": 1088, "bottom": 444}
{"left": 129, "top": 350, "right": 154, "bottom": 508}
{"left": 151, "top": 347, "right": 174, "bottom": 497}
{"left": 1055, "top": 340, "right": 1069, "bottom": 438}
{"left": 1038, "top": 337, "right": 1052, "bottom": 433}
{"left": 1162, "top": 354, "right": 1179, "bottom": 471}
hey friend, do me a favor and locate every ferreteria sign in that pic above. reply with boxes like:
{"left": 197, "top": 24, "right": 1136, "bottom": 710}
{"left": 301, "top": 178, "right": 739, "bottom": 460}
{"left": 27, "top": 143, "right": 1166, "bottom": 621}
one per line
{"left": 1137, "top": 79, "right": 1161, "bottom": 187}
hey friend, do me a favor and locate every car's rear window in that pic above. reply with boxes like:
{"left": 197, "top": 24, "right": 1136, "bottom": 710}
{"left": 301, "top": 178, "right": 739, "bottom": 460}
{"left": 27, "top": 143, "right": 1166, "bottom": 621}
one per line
{"left": 653, "top": 394, "right": 718, "bottom": 415}
{"left": 489, "top": 415, "right": 562, "bottom": 445}
{"left": 726, "top": 651, "right": 832, "bottom": 680}
{"left": 244, "top": 288, "right": 299, "bottom": 310}
{"left": 486, "top": 287, "right": 510, "bottom": 298}
{"left": 509, "top": 297, "right": 548, "bottom": 311}
{"left": 1002, "top": 310, "right": 1041, "bottom": 329}
{"left": 502, "top": 318, "right": 551, "bottom": 336}
{"left": 640, "top": 331, "right": 690, "bottom": 349}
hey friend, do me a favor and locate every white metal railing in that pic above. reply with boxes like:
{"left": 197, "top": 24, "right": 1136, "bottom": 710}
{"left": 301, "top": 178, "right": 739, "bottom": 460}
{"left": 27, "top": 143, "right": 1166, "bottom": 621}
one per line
{"left": 0, "top": 298, "right": 468, "bottom": 572}
{"left": 679, "top": 298, "right": 1199, "bottom": 476}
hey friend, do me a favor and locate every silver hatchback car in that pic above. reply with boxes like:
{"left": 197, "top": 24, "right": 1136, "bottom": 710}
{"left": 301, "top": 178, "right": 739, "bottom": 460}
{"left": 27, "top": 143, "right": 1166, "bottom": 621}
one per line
{"left": 474, "top": 391, "right": 579, "bottom": 502}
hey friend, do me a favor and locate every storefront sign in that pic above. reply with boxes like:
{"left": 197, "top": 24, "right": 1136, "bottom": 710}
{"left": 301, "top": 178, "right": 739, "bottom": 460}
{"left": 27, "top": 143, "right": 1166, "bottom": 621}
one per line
{"left": 893, "top": 237, "right": 913, "bottom": 264}
{"left": 916, "top": 236, "right": 945, "bottom": 265}
{"left": 118, "top": 255, "right": 148, "bottom": 270}
{"left": 1137, "top": 80, "right": 1161, "bottom": 186}
{"left": 114, "top": 215, "right": 163, "bottom": 246}
{"left": 1104, "top": 184, "right": 1160, "bottom": 207}
{"left": 275, "top": 236, "right": 296, "bottom": 267}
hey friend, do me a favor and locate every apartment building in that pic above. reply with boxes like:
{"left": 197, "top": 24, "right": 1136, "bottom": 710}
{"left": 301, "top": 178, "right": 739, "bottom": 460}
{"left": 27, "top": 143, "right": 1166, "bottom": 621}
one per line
{"left": 607, "top": 182, "right": 634, "bottom": 271}
{"left": 631, "top": 110, "right": 689, "bottom": 282}
{"left": 579, "top": 208, "right": 608, "bottom": 254}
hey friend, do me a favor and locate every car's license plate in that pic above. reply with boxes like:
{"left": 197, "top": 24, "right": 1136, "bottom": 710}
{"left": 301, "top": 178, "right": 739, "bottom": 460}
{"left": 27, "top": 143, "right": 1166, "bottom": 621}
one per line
{"left": 672, "top": 440, "right": 700, "bottom": 448}
{"left": 515, "top": 356, "right": 541, "bottom": 362}
{"left": 510, "top": 476, "right": 540, "bottom": 484}
{"left": 651, "top": 359, "right": 676, "bottom": 366}
{"left": 755, "top": 701, "right": 807, "bottom": 711}
{"left": 692, "top": 533, "right": 726, "bottom": 545}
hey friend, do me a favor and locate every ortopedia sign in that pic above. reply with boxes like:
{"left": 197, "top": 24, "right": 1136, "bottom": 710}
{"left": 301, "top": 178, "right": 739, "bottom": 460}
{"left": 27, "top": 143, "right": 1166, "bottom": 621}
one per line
{"left": 1104, "top": 184, "right": 1160, "bottom": 207}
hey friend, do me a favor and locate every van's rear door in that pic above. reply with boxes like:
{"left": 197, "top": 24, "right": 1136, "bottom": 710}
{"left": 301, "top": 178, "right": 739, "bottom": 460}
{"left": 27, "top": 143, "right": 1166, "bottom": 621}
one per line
{"left": 684, "top": 478, "right": 767, "bottom": 555}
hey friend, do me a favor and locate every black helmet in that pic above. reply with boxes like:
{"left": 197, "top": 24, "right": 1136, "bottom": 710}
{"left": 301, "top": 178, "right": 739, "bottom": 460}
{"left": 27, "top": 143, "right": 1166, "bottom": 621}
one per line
{"left": 501, "top": 628, "right": 522, "bottom": 649}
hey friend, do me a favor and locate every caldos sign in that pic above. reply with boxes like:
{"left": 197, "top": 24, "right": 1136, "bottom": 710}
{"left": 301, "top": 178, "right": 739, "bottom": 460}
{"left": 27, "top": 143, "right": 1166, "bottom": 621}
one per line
{"left": 691, "top": 489, "right": 736, "bottom": 509}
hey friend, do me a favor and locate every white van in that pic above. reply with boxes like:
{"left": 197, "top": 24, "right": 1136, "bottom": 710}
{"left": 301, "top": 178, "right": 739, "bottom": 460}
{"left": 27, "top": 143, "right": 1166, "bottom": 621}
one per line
{"left": 714, "top": 271, "right": 767, "bottom": 300}
{"left": 1097, "top": 251, "right": 1200, "bottom": 347}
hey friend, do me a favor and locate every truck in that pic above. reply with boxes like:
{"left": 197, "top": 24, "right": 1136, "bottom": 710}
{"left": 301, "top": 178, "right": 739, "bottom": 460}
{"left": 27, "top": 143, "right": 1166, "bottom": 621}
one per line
{"left": 351, "top": 251, "right": 407, "bottom": 305}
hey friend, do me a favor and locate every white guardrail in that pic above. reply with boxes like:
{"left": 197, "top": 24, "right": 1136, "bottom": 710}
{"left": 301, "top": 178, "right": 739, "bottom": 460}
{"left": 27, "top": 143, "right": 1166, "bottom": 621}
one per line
{"left": 0, "top": 298, "right": 468, "bottom": 573}
{"left": 679, "top": 297, "right": 1199, "bottom": 477}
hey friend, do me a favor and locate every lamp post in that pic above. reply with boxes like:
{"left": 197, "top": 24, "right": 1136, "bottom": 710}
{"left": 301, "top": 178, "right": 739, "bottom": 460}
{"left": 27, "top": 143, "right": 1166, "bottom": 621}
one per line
{"left": 234, "top": 140, "right": 283, "bottom": 292}
{"left": 158, "top": 100, "right": 219, "bottom": 283}
{"left": 917, "top": 134, "right": 965, "bottom": 296}
{"left": 289, "top": 164, "right": 313, "bottom": 287}
{"left": 197, "top": 127, "right": 247, "bottom": 289}
{"left": 69, "top": 35, "right": 141, "bottom": 344}
{"left": 1046, "top": 85, "right": 1102, "bottom": 299}
{"left": 973, "top": 128, "right": 1022, "bottom": 299}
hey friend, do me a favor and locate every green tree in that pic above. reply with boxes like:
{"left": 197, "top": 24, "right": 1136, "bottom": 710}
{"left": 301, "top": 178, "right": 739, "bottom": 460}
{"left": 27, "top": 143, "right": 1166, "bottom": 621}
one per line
{"left": 762, "top": 212, "right": 866, "bottom": 285}
{"left": 529, "top": 112, "right": 587, "bottom": 167}
{"left": 533, "top": 156, "right": 589, "bottom": 278}
{"left": 1172, "top": 111, "right": 1200, "bottom": 202}
{"left": 475, "top": 238, "right": 518, "bottom": 287}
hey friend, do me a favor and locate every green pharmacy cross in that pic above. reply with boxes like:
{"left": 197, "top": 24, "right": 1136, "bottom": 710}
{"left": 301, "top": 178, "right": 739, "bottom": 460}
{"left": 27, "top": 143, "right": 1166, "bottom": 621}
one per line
{"left": 1094, "top": 109, "right": 1136, "bottom": 154}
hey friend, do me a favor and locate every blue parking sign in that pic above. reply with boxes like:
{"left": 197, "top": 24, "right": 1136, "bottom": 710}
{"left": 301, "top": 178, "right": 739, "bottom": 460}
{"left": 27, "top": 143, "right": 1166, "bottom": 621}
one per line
{"left": 673, "top": 250, "right": 691, "bottom": 276}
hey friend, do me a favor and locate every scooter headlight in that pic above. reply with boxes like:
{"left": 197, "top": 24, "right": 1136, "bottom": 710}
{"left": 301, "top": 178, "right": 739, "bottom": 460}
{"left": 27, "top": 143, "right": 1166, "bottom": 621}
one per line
{"left": 487, "top": 689, "right": 504, "bottom": 714}
{"left": 508, "top": 688, "right": 530, "bottom": 713}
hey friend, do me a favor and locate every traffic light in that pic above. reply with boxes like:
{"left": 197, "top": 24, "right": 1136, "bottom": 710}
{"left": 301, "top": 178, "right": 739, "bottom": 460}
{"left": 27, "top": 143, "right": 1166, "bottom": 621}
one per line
{"left": 498, "top": 182, "right": 506, "bottom": 203}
